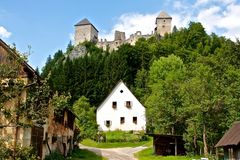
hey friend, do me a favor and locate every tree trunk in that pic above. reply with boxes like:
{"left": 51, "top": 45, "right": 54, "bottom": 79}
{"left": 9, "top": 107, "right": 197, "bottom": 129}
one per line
{"left": 13, "top": 94, "right": 21, "bottom": 160}
{"left": 13, "top": 115, "right": 19, "bottom": 160}
{"left": 172, "top": 126, "right": 175, "bottom": 135}
{"left": 203, "top": 123, "right": 208, "bottom": 157}
{"left": 194, "top": 124, "right": 197, "bottom": 154}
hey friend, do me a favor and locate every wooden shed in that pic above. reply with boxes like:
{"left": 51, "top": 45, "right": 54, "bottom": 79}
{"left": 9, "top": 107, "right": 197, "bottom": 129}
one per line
{"left": 149, "top": 134, "right": 186, "bottom": 156}
{"left": 215, "top": 121, "right": 240, "bottom": 160}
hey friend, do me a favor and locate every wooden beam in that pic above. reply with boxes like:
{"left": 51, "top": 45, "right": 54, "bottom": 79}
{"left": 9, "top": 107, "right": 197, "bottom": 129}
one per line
{"left": 175, "top": 137, "right": 177, "bottom": 156}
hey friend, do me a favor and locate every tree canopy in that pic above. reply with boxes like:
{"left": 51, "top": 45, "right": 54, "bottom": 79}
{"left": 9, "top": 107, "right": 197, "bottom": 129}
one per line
{"left": 41, "top": 22, "right": 240, "bottom": 156}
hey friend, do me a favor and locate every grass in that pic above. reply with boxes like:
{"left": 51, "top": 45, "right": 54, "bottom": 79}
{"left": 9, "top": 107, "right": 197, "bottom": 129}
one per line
{"left": 81, "top": 138, "right": 152, "bottom": 148}
{"left": 69, "top": 148, "right": 107, "bottom": 160}
{"left": 135, "top": 147, "right": 201, "bottom": 160}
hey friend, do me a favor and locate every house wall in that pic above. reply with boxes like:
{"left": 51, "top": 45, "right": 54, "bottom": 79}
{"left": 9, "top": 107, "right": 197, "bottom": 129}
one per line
{"left": 97, "top": 82, "right": 146, "bottom": 131}
{"left": 0, "top": 78, "right": 29, "bottom": 147}
{"left": 223, "top": 146, "right": 240, "bottom": 160}
{"left": 41, "top": 108, "right": 75, "bottom": 159}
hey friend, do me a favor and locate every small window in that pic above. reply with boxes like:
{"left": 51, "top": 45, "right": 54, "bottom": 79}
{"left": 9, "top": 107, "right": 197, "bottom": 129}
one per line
{"left": 52, "top": 135, "right": 57, "bottom": 144}
{"left": 163, "top": 19, "right": 166, "bottom": 22}
{"left": 133, "top": 117, "right": 137, "bottom": 124}
{"left": 120, "top": 90, "right": 123, "bottom": 93}
{"left": 112, "top": 101, "right": 117, "bottom": 109}
{"left": 120, "top": 117, "right": 125, "bottom": 124}
{"left": 126, "top": 101, "right": 132, "bottom": 108}
{"left": 105, "top": 120, "right": 111, "bottom": 127}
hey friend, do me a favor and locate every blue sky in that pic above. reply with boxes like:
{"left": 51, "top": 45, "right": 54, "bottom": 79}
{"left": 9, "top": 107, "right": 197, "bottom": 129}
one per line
{"left": 1, "top": 0, "right": 240, "bottom": 70}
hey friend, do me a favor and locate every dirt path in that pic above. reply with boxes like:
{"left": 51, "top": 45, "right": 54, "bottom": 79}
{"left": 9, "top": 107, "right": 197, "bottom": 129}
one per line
{"left": 79, "top": 144, "right": 147, "bottom": 160}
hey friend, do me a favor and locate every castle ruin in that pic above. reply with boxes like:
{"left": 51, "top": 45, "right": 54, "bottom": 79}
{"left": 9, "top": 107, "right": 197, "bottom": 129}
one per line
{"left": 74, "top": 11, "right": 172, "bottom": 51}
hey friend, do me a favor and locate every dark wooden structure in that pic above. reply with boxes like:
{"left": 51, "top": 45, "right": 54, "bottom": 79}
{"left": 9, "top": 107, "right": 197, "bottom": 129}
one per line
{"left": 31, "top": 126, "right": 44, "bottom": 158}
{"left": 149, "top": 134, "right": 186, "bottom": 156}
{"left": 215, "top": 121, "right": 240, "bottom": 160}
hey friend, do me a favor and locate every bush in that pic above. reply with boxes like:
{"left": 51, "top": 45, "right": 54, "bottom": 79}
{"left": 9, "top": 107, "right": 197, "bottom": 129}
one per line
{"left": 44, "top": 151, "right": 65, "bottom": 160}
{"left": 104, "top": 130, "right": 149, "bottom": 143}
{"left": 0, "top": 138, "right": 38, "bottom": 160}
{"left": 15, "top": 146, "right": 39, "bottom": 160}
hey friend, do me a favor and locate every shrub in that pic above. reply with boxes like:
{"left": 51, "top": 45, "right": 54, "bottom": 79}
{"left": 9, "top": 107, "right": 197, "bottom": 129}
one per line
{"left": 0, "top": 138, "right": 38, "bottom": 160}
{"left": 15, "top": 146, "right": 39, "bottom": 160}
{"left": 44, "top": 151, "right": 65, "bottom": 160}
{"left": 104, "top": 130, "right": 149, "bottom": 143}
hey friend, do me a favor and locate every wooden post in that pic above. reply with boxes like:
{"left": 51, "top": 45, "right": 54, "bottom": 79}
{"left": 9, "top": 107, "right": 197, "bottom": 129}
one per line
{"left": 216, "top": 148, "right": 219, "bottom": 160}
{"left": 13, "top": 116, "right": 19, "bottom": 160}
{"left": 228, "top": 148, "right": 231, "bottom": 160}
{"left": 175, "top": 137, "right": 177, "bottom": 156}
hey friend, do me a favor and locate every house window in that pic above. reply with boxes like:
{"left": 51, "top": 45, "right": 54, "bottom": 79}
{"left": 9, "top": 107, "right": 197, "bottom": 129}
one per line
{"left": 52, "top": 134, "right": 57, "bottom": 144}
{"left": 120, "top": 117, "right": 125, "bottom": 124}
{"left": 112, "top": 101, "right": 117, "bottom": 109}
{"left": 105, "top": 120, "right": 111, "bottom": 127}
{"left": 133, "top": 117, "right": 137, "bottom": 124}
{"left": 126, "top": 101, "right": 132, "bottom": 108}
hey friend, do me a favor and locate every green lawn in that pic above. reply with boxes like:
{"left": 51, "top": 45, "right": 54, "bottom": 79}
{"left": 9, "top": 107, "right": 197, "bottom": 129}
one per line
{"left": 69, "top": 148, "right": 107, "bottom": 160}
{"left": 135, "top": 147, "right": 201, "bottom": 160}
{"left": 81, "top": 138, "right": 152, "bottom": 148}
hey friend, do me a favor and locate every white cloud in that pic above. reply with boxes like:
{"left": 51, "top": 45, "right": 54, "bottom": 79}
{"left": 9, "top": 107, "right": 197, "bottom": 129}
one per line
{"left": 173, "top": 1, "right": 187, "bottom": 10}
{"left": 195, "top": 2, "right": 240, "bottom": 40}
{"left": 99, "top": 12, "right": 158, "bottom": 41}
{"left": 99, "top": 0, "right": 240, "bottom": 41}
{"left": 171, "top": 13, "right": 192, "bottom": 30}
{"left": 0, "top": 26, "right": 11, "bottom": 38}
{"left": 220, "top": 0, "right": 236, "bottom": 5}
{"left": 196, "top": 6, "right": 222, "bottom": 33}
{"left": 99, "top": 11, "right": 193, "bottom": 41}
{"left": 69, "top": 33, "right": 74, "bottom": 42}
{"left": 194, "top": 0, "right": 210, "bottom": 7}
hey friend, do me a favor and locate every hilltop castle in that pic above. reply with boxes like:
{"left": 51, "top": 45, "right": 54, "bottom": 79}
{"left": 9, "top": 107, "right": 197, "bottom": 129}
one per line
{"left": 74, "top": 11, "right": 172, "bottom": 51}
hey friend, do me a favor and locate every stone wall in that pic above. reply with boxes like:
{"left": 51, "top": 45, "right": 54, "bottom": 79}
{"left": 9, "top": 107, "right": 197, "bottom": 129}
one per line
{"left": 97, "top": 31, "right": 152, "bottom": 51}
{"left": 156, "top": 18, "right": 172, "bottom": 37}
{"left": 74, "top": 24, "right": 98, "bottom": 45}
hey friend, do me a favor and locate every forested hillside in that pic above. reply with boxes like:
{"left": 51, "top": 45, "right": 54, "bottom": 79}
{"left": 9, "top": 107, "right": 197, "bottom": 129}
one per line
{"left": 41, "top": 22, "right": 240, "bottom": 155}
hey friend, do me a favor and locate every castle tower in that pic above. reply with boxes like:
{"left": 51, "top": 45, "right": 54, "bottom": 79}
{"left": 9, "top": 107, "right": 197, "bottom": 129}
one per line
{"left": 155, "top": 11, "right": 172, "bottom": 37}
{"left": 74, "top": 18, "right": 98, "bottom": 45}
{"left": 114, "top": 31, "right": 126, "bottom": 41}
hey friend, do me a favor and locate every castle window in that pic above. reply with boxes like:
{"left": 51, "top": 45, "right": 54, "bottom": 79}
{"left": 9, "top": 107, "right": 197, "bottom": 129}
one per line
{"left": 120, "top": 90, "right": 123, "bottom": 93}
{"left": 126, "top": 101, "right": 132, "bottom": 109}
{"left": 133, "top": 117, "right": 137, "bottom": 124}
{"left": 120, "top": 117, "right": 125, "bottom": 124}
{"left": 163, "top": 20, "right": 166, "bottom": 22}
{"left": 112, "top": 101, "right": 117, "bottom": 109}
{"left": 105, "top": 120, "right": 111, "bottom": 127}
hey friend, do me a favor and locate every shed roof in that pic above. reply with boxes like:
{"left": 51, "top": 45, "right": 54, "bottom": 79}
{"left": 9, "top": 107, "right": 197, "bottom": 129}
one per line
{"left": 148, "top": 134, "right": 182, "bottom": 138}
{"left": 157, "top": 11, "right": 172, "bottom": 19}
{"left": 215, "top": 121, "right": 240, "bottom": 147}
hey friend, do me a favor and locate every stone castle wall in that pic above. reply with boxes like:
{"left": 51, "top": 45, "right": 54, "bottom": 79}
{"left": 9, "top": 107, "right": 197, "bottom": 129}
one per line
{"left": 97, "top": 31, "right": 152, "bottom": 51}
{"left": 156, "top": 18, "right": 172, "bottom": 36}
{"left": 75, "top": 25, "right": 92, "bottom": 45}
{"left": 74, "top": 12, "right": 172, "bottom": 51}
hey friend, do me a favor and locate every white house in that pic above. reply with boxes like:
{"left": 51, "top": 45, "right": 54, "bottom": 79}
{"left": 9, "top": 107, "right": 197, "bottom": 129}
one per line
{"left": 97, "top": 80, "right": 146, "bottom": 131}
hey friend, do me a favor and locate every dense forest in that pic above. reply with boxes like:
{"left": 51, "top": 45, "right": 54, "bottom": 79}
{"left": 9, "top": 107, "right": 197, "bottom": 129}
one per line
{"left": 41, "top": 22, "right": 240, "bottom": 155}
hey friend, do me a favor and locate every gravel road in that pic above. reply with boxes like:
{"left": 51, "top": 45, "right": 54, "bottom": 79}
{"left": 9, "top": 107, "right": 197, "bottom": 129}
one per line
{"left": 79, "top": 144, "right": 147, "bottom": 160}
